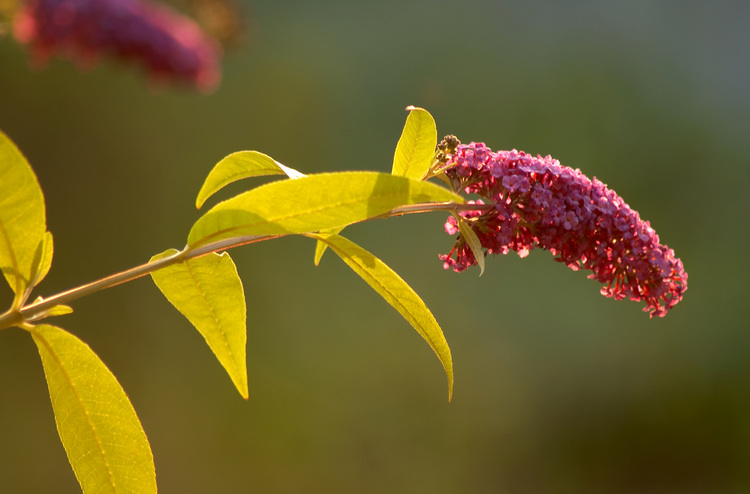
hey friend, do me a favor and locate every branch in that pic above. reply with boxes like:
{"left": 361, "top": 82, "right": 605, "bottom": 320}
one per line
{"left": 0, "top": 234, "right": 277, "bottom": 330}
{"left": 0, "top": 200, "right": 482, "bottom": 330}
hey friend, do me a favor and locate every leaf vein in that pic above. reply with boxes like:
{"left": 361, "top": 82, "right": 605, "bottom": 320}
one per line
{"left": 184, "top": 260, "right": 240, "bottom": 375}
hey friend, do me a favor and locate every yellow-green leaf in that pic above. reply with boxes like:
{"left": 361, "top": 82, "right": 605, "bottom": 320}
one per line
{"left": 311, "top": 233, "right": 454, "bottom": 401}
{"left": 31, "top": 324, "right": 156, "bottom": 494}
{"left": 458, "top": 218, "right": 485, "bottom": 276}
{"left": 150, "top": 249, "right": 248, "bottom": 399}
{"left": 188, "top": 171, "right": 463, "bottom": 248}
{"left": 43, "top": 304, "right": 74, "bottom": 317}
{"left": 0, "top": 130, "right": 46, "bottom": 297}
{"left": 30, "top": 231, "right": 54, "bottom": 288}
{"left": 391, "top": 106, "right": 437, "bottom": 180}
{"left": 313, "top": 226, "right": 345, "bottom": 266}
{"left": 316, "top": 107, "right": 438, "bottom": 267}
{"left": 196, "top": 151, "right": 305, "bottom": 209}
{"left": 27, "top": 297, "right": 73, "bottom": 322}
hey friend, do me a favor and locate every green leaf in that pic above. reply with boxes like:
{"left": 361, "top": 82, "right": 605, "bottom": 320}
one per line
{"left": 311, "top": 233, "right": 454, "bottom": 401}
{"left": 150, "top": 249, "right": 248, "bottom": 399}
{"left": 30, "top": 231, "right": 54, "bottom": 288}
{"left": 31, "top": 324, "right": 156, "bottom": 494}
{"left": 27, "top": 296, "right": 73, "bottom": 322}
{"left": 188, "top": 171, "right": 463, "bottom": 248}
{"left": 0, "top": 130, "right": 46, "bottom": 298}
{"left": 313, "top": 226, "right": 345, "bottom": 266}
{"left": 458, "top": 218, "right": 486, "bottom": 276}
{"left": 43, "top": 304, "right": 74, "bottom": 317}
{"left": 196, "top": 151, "right": 305, "bottom": 209}
{"left": 391, "top": 106, "right": 437, "bottom": 180}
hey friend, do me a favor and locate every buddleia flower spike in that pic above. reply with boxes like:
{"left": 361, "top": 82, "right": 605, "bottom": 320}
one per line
{"left": 439, "top": 141, "right": 687, "bottom": 318}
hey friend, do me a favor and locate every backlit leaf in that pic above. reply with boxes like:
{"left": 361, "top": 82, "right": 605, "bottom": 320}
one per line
{"left": 0, "top": 130, "right": 46, "bottom": 298}
{"left": 188, "top": 171, "right": 463, "bottom": 248}
{"left": 43, "top": 304, "right": 74, "bottom": 317}
{"left": 150, "top": 249, "right": 248, "bottom": 399}
{"left": 313, "top": 226, "right": 345, "bottom": 266}
{"left": 29, "top": 231, "right": 54, "bottom": 288}
{"left": 196, "top": 151, "right": 305, "bottom": 209}
{"left": 458, "top": 218, "right": 485, "bottom": 276}
{"left": 27, "top": 296, "right": 73, "bottom": 322}
{"left": 391, "top": 106, "right": 437, "bottom": 180}
{"left": 311, "top": 233, "right": 454, "bottom": 401}
{"left": 31, "top": 324, "right": 156, "bottom": 494}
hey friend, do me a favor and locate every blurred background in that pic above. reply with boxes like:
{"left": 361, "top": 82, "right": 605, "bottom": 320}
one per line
{"left": 1, "top": 0, "right": 749, "bottom": 492}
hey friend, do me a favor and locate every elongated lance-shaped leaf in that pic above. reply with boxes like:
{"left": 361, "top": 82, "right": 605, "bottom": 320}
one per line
{"left": 391, "top": 106, "right": 437, "bottom": 180}
{"left": 458, "top": 218, "right": 486, "bottom": 276}
{"left": 196, "top": 151, "right": 305, "bottom": 209}
{"left": 150, "top": 249, "right": 248, "bottom": 398}
{"left": 0, "top": 130, "right": 46, "bottom": 298}
{"left": 26, "top": 296, "right": 73, "bottom": 323}
{"left": 311, "top": 233, "right": 454, "bottom": 401}
{"left": 31, "top": 324, "right": 156, "bottom": 494}
{"left": 188, "top": 171, "right": 463, "bottom": 248}
{"left": 40, "top": 304, "right": 74, "bottom": 318}
{"left": 29, "top": 231, "right": 54, "bottom": 288}
{"left": 313, "top": 226, "right": 345, "bottom": 266}
{"left": 318, "top": 108, "right": 436, "bottom": 264}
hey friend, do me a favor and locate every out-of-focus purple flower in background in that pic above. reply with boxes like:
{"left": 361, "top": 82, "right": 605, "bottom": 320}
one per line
{"left": 12, "top": 0, "right": 222, "bottom": 91}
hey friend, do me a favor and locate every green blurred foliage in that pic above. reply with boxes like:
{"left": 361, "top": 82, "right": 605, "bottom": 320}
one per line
{"left": 1, "top": 1, "right": 749, "bottom": 492}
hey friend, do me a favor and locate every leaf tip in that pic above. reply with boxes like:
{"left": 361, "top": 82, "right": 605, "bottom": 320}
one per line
{"left": 195, "top": 193, "right": 210, "bottom": 210}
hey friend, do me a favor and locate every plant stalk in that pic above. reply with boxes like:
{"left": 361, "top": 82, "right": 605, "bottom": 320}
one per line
{"left": 0, "top": 201, "right": 485, "bottom": 330}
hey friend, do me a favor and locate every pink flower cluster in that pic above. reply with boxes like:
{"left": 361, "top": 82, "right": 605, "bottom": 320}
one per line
{"left": 13, "top": 0, "right": 221, "bottom": 91}
{"left": 440, "top": 142, "right": 687, "bottom": 317}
